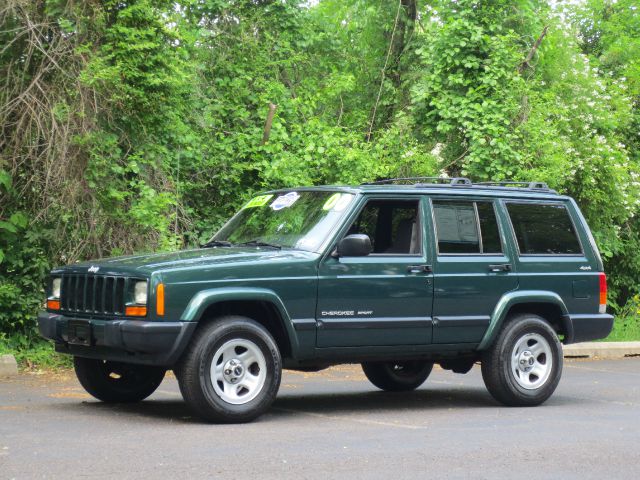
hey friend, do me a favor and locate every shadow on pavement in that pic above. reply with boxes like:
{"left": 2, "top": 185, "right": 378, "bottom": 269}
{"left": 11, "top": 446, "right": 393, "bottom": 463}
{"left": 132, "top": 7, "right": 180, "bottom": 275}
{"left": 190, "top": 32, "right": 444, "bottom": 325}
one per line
{"left": 272, "top": 388, "right": 497, "bottom": 415}
{"left": 49, "top": 386, "right": 511, "bottom": 424}
{"left": 52, "top": 398, "right": 201, "bottom": 423}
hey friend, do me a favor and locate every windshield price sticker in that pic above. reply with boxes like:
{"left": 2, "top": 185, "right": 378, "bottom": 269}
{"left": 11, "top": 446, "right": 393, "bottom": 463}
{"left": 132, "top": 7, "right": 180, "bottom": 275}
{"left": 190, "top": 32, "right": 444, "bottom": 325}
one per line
{"left": 270, "top": 192, "right": 300, "bottom": 211}
{"left": 322, "top": 193, "right": 353, "bottom": 211}
{"left": 244, "top": 194, "right": 273, "bottom": 209}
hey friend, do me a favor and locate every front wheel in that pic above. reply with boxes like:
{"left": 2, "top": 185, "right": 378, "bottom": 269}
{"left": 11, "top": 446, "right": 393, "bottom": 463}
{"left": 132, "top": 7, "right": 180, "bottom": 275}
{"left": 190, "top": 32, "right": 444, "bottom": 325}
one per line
{"left": 74, "top": 357, "right": 166, "bottom": 403}
{"left": 175, "top": 316, "right": 282, "bottom": 423}
{"left": 481, "top": 314, "right": 563, "bottom": 406}
{"left": 362, "top": 360, "right": 434, "bottom": 392}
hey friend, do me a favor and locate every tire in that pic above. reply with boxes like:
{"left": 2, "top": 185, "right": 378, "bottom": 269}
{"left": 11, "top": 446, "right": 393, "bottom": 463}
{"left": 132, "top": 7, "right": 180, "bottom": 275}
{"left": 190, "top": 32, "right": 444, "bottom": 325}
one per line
{"left": 175, "top": 315, "right": 282, "bottom": 423}
{"left": 74, "top": 357, "right": 166, "bottom": 403}
{"left": 362, "top": 360, "right": 434, "bottom": 392}
{"left": 481, "top": 314, "right": 563, "bottom": 407}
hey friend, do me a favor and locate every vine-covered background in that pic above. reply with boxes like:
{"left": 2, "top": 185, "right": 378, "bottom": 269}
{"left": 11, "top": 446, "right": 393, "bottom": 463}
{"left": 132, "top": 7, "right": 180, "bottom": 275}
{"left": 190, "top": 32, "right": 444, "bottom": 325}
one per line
{"left": 1, "top": 0, "right": 639, "bottom": 353}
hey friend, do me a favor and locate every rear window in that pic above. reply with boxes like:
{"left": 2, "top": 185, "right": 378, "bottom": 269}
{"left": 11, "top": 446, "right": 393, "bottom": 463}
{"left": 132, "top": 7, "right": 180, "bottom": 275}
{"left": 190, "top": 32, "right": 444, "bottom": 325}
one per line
{"left": 433, "top": 200, "right": 502, "bottom": 254}
{"left": 506, "top": 203, "right": 582, "bottom": 255}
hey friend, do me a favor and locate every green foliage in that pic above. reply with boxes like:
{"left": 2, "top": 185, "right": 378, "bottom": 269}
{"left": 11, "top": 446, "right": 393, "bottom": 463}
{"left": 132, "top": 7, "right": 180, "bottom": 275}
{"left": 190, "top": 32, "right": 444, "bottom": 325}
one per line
{"left": 412, "top": 0, "right": 527, "bottom": 179}
{"left": 564, "top": 0, "right": 640, "bottom": 304}
{"left": 0, "top": 222, "right": 51, "bottom": 337}
{"left": 0, "top": 334, "right": 72, "bottom": 370}
{"left": 1, "top": 0, "right": 640, "bottom": 357}
{"left": 605, "top": 318, "right": 640, "bottom": 342}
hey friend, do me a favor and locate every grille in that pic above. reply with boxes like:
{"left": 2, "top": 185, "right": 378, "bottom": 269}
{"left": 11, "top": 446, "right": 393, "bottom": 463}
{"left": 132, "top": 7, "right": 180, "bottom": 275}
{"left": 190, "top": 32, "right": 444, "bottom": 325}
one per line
{"left": 60, "top": 274, "right": 131, "bottom": 316}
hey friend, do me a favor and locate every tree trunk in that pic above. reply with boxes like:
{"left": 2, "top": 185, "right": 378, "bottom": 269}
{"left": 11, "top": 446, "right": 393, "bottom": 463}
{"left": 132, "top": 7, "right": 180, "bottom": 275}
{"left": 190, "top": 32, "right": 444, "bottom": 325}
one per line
{"left": 370, "top": 0, "right": 417, "bottom": 136}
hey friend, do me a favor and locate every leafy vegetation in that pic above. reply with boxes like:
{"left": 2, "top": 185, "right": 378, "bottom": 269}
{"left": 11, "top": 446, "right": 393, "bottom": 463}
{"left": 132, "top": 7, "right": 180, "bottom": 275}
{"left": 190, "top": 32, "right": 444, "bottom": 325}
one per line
{"left": 1, "top": 0, "right": 639, "bottom": 367}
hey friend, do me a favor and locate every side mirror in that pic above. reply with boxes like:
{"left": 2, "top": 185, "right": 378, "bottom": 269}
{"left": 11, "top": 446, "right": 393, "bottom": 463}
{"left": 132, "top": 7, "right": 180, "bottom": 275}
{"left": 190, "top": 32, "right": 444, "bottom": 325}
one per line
{"left": 335, "top": 234, "right": 372, "bottom": 257}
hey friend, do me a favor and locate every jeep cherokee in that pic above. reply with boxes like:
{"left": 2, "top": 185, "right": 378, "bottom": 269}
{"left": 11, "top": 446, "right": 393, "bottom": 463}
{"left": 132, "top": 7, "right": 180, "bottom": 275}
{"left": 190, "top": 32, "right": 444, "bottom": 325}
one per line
{"left": 38, "top": 178, "right": 614, "bottom": 422}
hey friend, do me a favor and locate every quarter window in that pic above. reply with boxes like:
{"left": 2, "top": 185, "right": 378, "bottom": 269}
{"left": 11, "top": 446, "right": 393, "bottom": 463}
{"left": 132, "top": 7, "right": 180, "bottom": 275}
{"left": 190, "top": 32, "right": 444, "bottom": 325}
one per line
{"left": 433, "top": 201, "right": 503, "bottom": 254}
{"left": 506, "top": 203, "right": 582, "bottom": 255}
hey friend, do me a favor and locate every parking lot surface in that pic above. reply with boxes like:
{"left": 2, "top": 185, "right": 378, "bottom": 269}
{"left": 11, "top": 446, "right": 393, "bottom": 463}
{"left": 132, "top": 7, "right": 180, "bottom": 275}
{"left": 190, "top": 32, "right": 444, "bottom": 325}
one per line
{"left": 1, "top": 358, "right": 639, "bottom": 479}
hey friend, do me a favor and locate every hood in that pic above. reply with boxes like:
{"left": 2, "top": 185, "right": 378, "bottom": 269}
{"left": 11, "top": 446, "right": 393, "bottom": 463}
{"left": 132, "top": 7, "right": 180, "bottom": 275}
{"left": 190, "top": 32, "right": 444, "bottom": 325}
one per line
{"left": 58, "top": 247, "right": 321, "bottom": 276}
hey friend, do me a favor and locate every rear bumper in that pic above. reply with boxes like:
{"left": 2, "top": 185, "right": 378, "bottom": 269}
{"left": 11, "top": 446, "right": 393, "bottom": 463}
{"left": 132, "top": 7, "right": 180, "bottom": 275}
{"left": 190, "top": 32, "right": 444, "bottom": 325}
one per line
{"left": 38, "top": 311, "right": 197, "bottom": 367}
{"left": 564, "top": 313, "right": 614, "bottom": 344}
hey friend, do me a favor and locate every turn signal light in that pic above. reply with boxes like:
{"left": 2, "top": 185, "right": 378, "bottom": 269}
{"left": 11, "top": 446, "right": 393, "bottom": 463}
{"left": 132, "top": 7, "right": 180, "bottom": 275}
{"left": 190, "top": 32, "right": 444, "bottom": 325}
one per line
{"left": 156, "top": 283, "right": 165, "bottom": 316}
{"left": 47, "top": 299, "right": 61, "bottom": 311}
{"left": 125, "top": 305, "right": 147, "bottom": 317}
{"left": 599, "top": 273, "right": 607, "bottom": 314}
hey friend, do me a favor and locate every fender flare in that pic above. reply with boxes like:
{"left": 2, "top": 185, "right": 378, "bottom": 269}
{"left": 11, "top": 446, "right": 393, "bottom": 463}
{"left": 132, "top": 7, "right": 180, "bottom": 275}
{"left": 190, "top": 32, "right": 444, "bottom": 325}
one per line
{"left": 477, "top": 290, "right": 570, "bottom": 351}
{"left": 180, "top": 287, "right": 299, "bottom": 357}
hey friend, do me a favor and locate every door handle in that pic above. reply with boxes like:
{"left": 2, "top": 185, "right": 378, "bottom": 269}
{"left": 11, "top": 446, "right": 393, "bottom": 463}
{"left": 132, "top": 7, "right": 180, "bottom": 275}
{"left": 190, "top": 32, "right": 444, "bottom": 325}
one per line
{"left": 489, "top": 264, "right": 511, "bottom": 272}
{"left": 407, "top": 264, "right": 432, "bottom": 274}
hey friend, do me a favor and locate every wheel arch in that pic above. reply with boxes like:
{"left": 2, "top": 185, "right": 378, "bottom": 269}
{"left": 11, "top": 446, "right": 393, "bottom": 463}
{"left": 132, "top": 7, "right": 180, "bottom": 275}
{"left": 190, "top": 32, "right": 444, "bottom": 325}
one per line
{"left": 478, "top": 291, "right": 571, "bottom": 351}
{"left": 180, "top": 288, "right": 298, "bottom": 359}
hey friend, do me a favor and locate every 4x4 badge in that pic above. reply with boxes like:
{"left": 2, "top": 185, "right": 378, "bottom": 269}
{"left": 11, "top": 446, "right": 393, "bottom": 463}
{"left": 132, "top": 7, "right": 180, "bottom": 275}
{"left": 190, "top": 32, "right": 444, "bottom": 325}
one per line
{"left": 88, "top": 266, "right": 100, "bottom": 273}
{"left": 579, "top": 266, "right": 592, "bottom": 271}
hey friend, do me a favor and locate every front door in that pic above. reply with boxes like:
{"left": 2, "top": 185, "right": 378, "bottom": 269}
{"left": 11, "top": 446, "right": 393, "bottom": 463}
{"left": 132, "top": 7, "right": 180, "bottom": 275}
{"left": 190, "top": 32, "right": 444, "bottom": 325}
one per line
{"left": 430, "top": 198, "right": 518, "bottom": 343}
{"left": 316, "top": 197, "right": 434, "bottom": 347}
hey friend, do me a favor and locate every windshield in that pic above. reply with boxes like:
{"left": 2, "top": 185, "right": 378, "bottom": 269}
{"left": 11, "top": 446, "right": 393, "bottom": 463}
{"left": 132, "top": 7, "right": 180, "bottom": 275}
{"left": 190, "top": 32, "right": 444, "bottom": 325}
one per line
{"left": 212, "top": 191, "right": 355, "bottom": 252}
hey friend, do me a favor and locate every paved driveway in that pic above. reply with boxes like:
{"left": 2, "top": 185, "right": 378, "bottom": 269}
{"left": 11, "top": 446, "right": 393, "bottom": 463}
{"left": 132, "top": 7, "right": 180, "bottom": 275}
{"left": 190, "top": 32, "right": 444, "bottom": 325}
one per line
{"left": 1, "top": 359, "right": 639, "bottom": 479}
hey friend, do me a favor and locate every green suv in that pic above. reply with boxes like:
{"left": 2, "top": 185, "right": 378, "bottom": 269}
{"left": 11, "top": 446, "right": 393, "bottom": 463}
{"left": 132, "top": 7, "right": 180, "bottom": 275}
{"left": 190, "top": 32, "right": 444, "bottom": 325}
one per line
{"left": 38, "top": 178, "right": 614, "bottom": 422}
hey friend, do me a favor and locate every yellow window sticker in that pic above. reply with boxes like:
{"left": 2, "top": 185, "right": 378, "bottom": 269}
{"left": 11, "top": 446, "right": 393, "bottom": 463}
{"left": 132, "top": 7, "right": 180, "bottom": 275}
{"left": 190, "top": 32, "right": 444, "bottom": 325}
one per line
{"left": 323, "top": 193, "right": 353, "bottom": 211}
{"left": 334, "top": 193, "right": 353, "bottom": 211}
{"left": 244, "top": 194, "right": 274, "bottom": 209}
{"left": 322, "top": 193, "right": 342, "bottom": 211}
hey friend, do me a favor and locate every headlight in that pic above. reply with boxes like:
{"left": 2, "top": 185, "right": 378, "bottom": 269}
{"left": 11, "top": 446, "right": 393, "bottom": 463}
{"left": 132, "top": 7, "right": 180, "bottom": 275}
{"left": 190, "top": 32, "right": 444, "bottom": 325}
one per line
{"left": 134, "top": 281, "right": 148, "bottom": 304}
{"left": 52, "top": 278, "right": 62, "bottom": 298}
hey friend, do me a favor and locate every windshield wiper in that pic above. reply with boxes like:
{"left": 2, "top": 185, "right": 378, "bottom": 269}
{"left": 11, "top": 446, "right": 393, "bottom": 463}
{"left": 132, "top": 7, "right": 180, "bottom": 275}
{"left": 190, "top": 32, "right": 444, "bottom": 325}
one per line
{"left": 237, "top": 240, "right": 282, "bottom": 250}
{"left": 200, "top": 240, "right": 233, "bottom": 248}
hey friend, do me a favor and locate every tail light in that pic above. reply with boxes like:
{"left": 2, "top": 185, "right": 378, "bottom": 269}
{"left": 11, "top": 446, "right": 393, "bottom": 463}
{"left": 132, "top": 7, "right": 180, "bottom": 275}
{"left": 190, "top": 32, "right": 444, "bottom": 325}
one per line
{"left": 599, "top": 273, "right": 607, "bottom": 314}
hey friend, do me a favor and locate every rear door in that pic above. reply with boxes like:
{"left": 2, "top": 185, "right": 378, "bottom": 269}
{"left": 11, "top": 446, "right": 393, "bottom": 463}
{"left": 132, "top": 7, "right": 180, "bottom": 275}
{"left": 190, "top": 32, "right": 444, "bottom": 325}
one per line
{"left": 316, "top": 196, "right": 434, "bottom": 347}
{"left": 430, "top": 197, "right": 518, "bottom": 343}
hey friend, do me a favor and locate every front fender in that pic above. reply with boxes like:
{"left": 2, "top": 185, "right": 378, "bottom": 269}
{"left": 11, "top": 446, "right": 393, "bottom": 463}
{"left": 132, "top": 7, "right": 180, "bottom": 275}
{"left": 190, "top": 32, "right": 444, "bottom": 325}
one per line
{"left": 477, "top": 290, "right": 570, "bottom": 351}
{"left": 180, "top": 287, "right": 299, "bottom": 356}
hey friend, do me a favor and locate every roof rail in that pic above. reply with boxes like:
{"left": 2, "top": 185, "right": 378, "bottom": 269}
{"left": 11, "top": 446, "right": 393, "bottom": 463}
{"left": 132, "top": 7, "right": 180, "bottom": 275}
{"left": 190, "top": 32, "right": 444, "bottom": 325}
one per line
{"left": 361, "top": 178, "right": 555, "bottom": 193}
{"left": 475, "top": 181, "right": 550, "bottom": 190}
{"left": 363, "top": 177, "right": 472, "bottom": 186}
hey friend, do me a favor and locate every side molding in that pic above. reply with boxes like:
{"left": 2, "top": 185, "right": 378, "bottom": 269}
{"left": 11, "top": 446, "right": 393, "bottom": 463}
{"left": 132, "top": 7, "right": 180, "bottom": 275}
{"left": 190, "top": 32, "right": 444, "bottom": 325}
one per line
{"left": 180, "top": 287, "right": 299, "bottom": 357}
{"left": 477, "top": 290, "right": 570, "bottom": 351}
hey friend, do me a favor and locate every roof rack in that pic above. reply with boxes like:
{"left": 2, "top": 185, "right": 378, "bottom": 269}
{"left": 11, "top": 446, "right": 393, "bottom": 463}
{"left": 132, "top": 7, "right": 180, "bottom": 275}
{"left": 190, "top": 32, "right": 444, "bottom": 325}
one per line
{"left": 475, "top": 181, "right": 550, "bottom": 190}
{"left": 361, "top": 177, "right": 555, "bottom": 193}
{"left": 363, "top": 177, "right": 472, "bottom": 186}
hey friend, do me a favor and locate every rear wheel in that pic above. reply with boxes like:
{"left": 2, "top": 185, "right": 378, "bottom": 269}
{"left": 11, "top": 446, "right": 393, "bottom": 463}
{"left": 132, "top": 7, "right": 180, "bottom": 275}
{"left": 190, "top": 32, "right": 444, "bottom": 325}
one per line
{"left": 362, "top": 360, "right": 434, "bottom": 392}
{"left": 74, "top": 357, "right": 166, "bottom": 403}
{"left": 175, "top": 316, "right": 281, "bottom": 423}
{"left": 481, "top": 314, "right": 563, "bottom": 406}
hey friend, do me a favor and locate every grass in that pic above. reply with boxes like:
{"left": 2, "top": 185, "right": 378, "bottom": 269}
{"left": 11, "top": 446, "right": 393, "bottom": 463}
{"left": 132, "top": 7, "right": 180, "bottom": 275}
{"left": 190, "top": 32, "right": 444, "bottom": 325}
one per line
{"left": 603, "top": 316, "right": 640, "bottom": 342}
{"left": 0, "top": 335, "right": 72, "bottom": 371}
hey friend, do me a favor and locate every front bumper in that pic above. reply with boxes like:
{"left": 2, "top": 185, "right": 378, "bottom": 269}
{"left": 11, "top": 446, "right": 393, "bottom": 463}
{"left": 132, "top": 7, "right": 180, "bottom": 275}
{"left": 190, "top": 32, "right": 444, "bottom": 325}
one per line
{"left": 564, "top": 313, "right": 614, "bottom": 344}
{"left": 38, "top": 312, "right": 197, "bottom": 367}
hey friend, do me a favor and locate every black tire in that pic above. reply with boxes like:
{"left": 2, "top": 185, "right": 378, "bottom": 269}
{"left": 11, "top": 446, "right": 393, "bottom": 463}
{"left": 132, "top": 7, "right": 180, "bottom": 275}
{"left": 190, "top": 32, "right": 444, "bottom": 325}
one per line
{"left": 481, "top": 314, "right": 563, "bottom": 406}
{"left": 362, "top": 360, "right": 434, "bottom": 392}
{"left": 175, "top": 315, "right": 282, "bottom": 423}
{"left": 74, "top": 357, "right": 166, "bottom": 403}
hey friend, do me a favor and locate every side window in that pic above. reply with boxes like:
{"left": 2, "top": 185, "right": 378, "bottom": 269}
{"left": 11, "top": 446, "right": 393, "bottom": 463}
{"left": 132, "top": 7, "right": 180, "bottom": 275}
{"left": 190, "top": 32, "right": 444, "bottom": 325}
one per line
{"left": 347, "top": 200, "right": 421, "bottom": 255}
{"left": 506, "top": 203, "right": 582, "bottom": 255}
{"left": 433, "top": 200, "right": 503, "bottom": 254}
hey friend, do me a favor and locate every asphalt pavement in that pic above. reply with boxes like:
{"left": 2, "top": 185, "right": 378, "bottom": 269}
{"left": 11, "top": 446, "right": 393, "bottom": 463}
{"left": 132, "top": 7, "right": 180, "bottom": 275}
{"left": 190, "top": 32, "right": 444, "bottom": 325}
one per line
{"left": 1, "top": 358, "right": 639, "bottom": 480}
